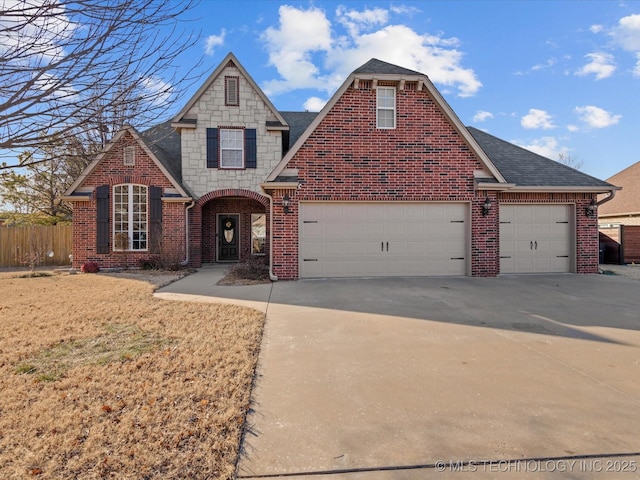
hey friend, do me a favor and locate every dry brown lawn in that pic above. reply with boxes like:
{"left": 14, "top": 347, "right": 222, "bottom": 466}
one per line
{"left": 0, "top": 270, "right": 265, "bottom": 479}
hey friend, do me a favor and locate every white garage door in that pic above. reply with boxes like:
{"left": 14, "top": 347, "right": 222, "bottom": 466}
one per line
{"left": 499, "top": 204, "right": 573, "bottom": 274}
{"left": 299, "top": 202, "right": 468, "bottom": 278}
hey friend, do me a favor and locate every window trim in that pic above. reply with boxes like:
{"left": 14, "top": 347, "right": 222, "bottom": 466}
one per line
{"left": 251, "top": 213, "right": 266, "bottom": 256}
{"left": 112, "top": 184, "right": 148, "bottom": 251}
{"left": 376, "top": 86, "right": 396, "bottom": 129}
{"left": 225, "top": 76, "right": 239, "bottom": 106}
{"left": 123, "top": 146, "right": 135, "bottom": 166}
{"left": 219, "top": 128, "right": 245, "bottom": 169}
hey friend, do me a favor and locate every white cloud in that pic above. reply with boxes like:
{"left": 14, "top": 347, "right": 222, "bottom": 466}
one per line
{"left": 531, "top": 58, "right": 557, "bottom": 71}
{"left": 0, "top": 0, "right": 76, "bottom": 64}
{"left": 515, "top": 136, "right": 569, "bottom": 159}
{"left": 336, "top": 6, "right": 388, "bottom": 37}
{"left": 142, "top": 76, "right": 173, "bottom": 106}
{"left": 575, "top": 52, "right": 616, "bottom": 80}
{"left": 205, "top": 30, "right": 226, "bottom": 56}
{"left": 567, "top": 124, "right": 579, "bottom": 132}
{"left": 574, "top": 105, "right": 621, "bottom": 128}
{"left": 473, "top": 110, "right": 493, "bottom": 122}
{"left": 612, "top": 14, "right": 640, "bottom": 51}
{"left": 521, "top": 109, "right": 555, "bottom": 129}
{"left": 260, "top": 5, "right": 481, "bottom": 98}
{"left": 609, "top": 14, "right": 640, "bottom": 76}
{"left": 590, "top": 24, "right": 604, "bottom": 34}
{"left": 390, "top": 5, "right": 421, "bottom": 16}
{"left": 261, "top": 5, "right": 333, "bottom": 95}
{"left": 303, "top": 97, "right": 327, "bottom": 112}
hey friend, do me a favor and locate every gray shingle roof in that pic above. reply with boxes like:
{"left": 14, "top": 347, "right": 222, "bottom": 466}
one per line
{"left": 467, "top": 127, "right": 614, "bottom": 188}
{"left": 353, "top": 58, "right": 424, "bottom": 76}
{"left": 140, "top": 120, "right": 183, "bottom": 184}
{"left": 279, "top": 111, "right": 318, "bottom": 149}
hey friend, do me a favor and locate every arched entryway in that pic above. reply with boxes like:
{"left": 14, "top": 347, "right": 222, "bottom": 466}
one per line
{"left": 197, "top": 189, "right": 270, "bottom": 264}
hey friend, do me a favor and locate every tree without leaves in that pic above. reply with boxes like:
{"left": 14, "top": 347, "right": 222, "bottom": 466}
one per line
{"left": 557, "top": 152, "right": 584, "bottom": 171}
{"left": 0, "top": 0, "right": 202, "bottom": 170}
{"left": 0, "top": 132, "right": 94, "bottom": 224}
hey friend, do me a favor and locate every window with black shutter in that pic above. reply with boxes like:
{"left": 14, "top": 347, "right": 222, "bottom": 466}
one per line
{"left": 206, "top": 128, "right": 257, "bottom": 169}
{"left": 149, "top": 186, "right": 162, "bottom": 254}
{"left": 96, "top": 185, "right": 110, "bottom": 254}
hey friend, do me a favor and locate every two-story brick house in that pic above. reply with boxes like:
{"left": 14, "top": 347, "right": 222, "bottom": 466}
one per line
{"left": 64, "top": 52, "right": 617, "bottom": 279}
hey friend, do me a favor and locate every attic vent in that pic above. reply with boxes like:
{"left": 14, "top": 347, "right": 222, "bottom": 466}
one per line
{"left": 225, "top": 76, "right": 239, "bottom": 106}
{"left": 123, "top": 146, "right": 135, "bottom": 166}
{"left": 378, "top": 80, "right": 396, "bottom": 87}
{"left": 359, "top": 80, "right": 372, "bottom": 90}
{"left": 405, "top": 82, "right": 417, "bottom": 91}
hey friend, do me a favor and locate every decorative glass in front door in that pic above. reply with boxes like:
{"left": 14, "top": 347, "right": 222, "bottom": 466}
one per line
{"left": 219, "top": 215, "right": 239, "bottom": 261}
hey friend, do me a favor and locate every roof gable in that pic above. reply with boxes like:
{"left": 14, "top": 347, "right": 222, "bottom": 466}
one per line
{"left": 267, "top": 58, "right": 506, "bottom": 183}
{"left": 64, "top": 125, "right": 190, "bottom": 198}
{"left": 172, "top": 52, "right": 288, "bottom": 128}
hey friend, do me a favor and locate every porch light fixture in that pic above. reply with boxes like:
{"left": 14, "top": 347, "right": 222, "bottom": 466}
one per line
{"left": 585, "top": 198, "right": 597, "bottom": 217}
{"left": 482, "top": 196, "right": 492, "bottom": 216}
{"left": 282, "top": 193, "right": 290, "bottom": 214}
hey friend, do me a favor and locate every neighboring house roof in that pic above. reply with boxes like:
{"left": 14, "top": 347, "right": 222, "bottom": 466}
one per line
{"left": 598, "top": 160, "right": 640, "bottom": 217}
{"left": 468, "top": 127, "right": 616, "bottom": 191}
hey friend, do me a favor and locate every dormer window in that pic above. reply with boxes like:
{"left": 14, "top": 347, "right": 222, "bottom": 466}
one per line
{"left": 225, "top": 76, "right": 239, "bottom": 106}
{"left": 123, "top": 146, "right": 135, "bottom": 166}
{"left": 377, "top": 86, "right": 396, "bottom": 129}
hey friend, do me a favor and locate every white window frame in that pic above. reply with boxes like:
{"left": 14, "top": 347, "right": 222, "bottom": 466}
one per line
{"left": 220, "top": 129, "right": 244, "bottom": 169}
{"left": 123, "top": 146, "right": 135, "bottom": 166}
{"left": 376, "top": 86, "right": 396, "bottom": 129}
{"left": 113, "top": 184, "right": 148, "bottom": 251}
{"left": 251, "top": 213, "right": 266, "bottom": 255}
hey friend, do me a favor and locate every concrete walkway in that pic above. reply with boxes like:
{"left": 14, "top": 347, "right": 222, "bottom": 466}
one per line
{"left": 156, "top": 270, "right": 640, "bottom": 479}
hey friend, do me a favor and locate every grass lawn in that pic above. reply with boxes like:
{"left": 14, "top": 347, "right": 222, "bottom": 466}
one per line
{"left": 0, "top": 270, "right": 265, "bottom": 479}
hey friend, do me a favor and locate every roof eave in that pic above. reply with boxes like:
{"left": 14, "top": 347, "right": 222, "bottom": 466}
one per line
{"left": 505, "top": 185, "right": 620, "bottom": 193}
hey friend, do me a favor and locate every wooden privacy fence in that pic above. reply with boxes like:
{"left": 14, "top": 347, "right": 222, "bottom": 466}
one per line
{"left": 0, "top": 225, "right": 73, "bottom": 268}
{"left": 599, "top": 225, "right": 640, "bottom": 265}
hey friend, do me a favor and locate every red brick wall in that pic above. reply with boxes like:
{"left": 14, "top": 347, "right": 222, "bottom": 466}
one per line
{"left": 274, "top": 85, "right": 487, "bottom": 279}
{"left": 69, "top": 131, "right": 188, "bottom": 269}
{"left": 201, "top": 198, "right": 267, "bottom": 263}
{"left": 190, "top": 189, "right": 270, "bottom": 267}
{"left": 270, "top": 83, "right": 601, "bottom": 278}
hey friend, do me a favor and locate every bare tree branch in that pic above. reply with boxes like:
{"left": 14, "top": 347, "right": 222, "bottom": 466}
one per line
{"left": 0, "top": 0, "right": 203, "bottom": 169}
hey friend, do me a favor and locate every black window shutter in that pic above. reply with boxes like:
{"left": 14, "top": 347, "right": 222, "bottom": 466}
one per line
{"left": 96, "top": 185, "right": 109, "bottom": 254}
{"left": 206, "top": 128, "right": 219, "bottom": 168}
{"left": 149, "top": 186, "right": 162, "bottom": 254}
{"left": 245, "top": 128, "right": 257, "bottom": 169}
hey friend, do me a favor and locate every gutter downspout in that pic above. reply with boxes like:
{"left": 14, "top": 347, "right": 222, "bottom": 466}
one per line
{"left": 261, "top": 191, "right": 279, "bottom": 281}
{"left": 180, "top": 200, "right": 195, "bottom": 267}
{"left": 596, "top": 188, "right": 617, "bottom": 208}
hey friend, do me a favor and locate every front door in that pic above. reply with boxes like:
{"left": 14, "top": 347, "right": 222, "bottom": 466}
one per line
{"left": 218, "top": 214, "right": 240, "bottom": 261}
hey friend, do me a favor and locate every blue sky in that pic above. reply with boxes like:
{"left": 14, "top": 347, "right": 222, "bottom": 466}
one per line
{"left": 169, "top": 0, "right": 640, "bottom": 182}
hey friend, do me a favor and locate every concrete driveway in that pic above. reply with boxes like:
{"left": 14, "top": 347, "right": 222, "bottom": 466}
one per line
{"left": 156, "top": 270, "right": 640, "bottom": 479}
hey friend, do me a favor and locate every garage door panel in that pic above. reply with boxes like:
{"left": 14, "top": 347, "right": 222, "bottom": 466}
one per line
{"left": 500, "top": 205, "right": 572, "bottom": 274}
{"left": 300, "top": 202, "right": 467, "bottom": 278}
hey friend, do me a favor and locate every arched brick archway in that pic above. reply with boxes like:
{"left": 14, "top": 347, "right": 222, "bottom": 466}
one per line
{"left": 190, "top": 189, "right": 270, "bottom": 266}
{"left": 196, "top": 189, "right": 270, "bottom": 208}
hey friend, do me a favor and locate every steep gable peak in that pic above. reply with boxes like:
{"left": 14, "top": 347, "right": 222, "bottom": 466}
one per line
{"left": 353, "top": 58, "right": 425, "bottom": 77}
{"left": 171, "top": 52, "right": 287, "bottom": 129}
